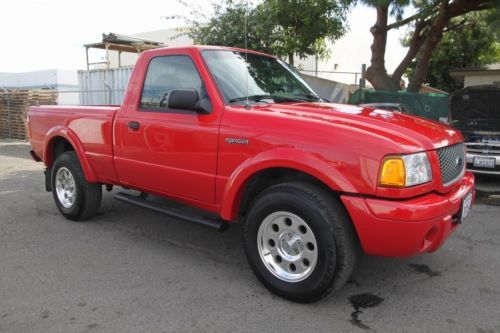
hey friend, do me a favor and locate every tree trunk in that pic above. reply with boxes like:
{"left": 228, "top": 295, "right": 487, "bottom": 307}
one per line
{"left": 365, "top": 5, "right": 400, "bottom": 91}
{"left": 365, "top": 0, "right": 495, "bottom": 93}
{"left": 391, "top": 20, "right": 426, "bottom": 83}
{"left": 407, "top": 4, "right": 450, "bottom": 92}
{"left": 288, "top": 53, "right": 294, "bottom": 66}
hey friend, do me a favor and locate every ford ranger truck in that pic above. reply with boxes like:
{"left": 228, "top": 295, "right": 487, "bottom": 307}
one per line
{"left": 28, "top": 46, "right": 475, "bottom": 303}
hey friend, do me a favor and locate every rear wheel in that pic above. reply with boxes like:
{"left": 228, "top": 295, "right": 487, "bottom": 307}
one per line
{"left": 243, "top": 182, "right": 357, "bottom": 303}
{"left": 51, "top": 151, "right": 102, "bottom": 221}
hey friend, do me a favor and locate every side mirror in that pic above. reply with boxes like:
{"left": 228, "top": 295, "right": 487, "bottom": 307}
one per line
{"left": 167, "top": 89, "right": 211, "bottom": 113}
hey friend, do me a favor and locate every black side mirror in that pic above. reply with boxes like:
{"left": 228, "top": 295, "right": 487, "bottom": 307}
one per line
{"left": 167, "top": 89, "right": 211, "bottom": 113}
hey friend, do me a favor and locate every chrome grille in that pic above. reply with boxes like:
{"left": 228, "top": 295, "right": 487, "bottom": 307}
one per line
{"left": 436, "top": 143, "right": 465, "bottom": 186}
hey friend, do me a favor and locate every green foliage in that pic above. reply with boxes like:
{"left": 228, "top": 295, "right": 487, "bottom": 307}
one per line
{"left": 406, "top": 10, "right": 500, "bottom": 92}
{"left": 177, "top": 0, "right": 353, "bottom": 64}
{"left": 357, "top": 0, "right": 411, "bottom": 20}
{"left": 183, "top": 1, "right": 272, "bottom": 54}
{"left": 260, "top": 0, "right": 352, "bottom": 61}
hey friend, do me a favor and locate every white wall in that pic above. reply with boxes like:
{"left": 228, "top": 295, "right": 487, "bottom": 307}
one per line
{"left": 295, "top": 5, "right": 408, "bottom": 85}
{"left": 0, "top": 69, "right": 78, "bottom": 89}
{"left": 464, "top": 74, "right": 500, "bottom": 87}
{"left": 0, "top": 69, "right": 79, "bottom": 104}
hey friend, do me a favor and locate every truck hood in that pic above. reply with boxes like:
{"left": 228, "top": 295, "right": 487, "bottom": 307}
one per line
{"left": 252, "top": 102, "right": 462, "bottom": 151}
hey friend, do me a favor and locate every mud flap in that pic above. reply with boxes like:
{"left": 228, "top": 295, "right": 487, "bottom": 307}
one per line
{"left": 45, "top": 167, "right": 52, "bottom": 192}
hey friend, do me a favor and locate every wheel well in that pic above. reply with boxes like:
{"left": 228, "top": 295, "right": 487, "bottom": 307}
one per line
{"left": 238, "top": 168, "right": 337, "bottom": 218}
{"left": 49, "top": 136, "right": 74, "bottom": 165}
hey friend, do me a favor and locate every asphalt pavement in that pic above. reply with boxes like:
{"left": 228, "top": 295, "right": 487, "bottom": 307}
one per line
{"left": 1, "top": 140, "right": 499, "bottom": 333}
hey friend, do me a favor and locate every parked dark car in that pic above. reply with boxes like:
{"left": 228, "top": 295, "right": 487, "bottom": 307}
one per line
{"left": 450, "top": 85, "right": 500, "bottom": 176}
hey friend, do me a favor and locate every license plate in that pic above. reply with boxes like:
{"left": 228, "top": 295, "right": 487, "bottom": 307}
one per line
{"left": 473, "top": 156, "right": 496, "bottom": 169}
{"left": 460, "top": 192, "right": 473, "bottom": 223}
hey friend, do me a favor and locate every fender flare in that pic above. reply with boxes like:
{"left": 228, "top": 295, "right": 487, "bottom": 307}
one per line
{"left": 44, "top": 126, "right": 98, "bottom": 183}
{"left": 219, "top": 148, "right": 356, "bottom": 221}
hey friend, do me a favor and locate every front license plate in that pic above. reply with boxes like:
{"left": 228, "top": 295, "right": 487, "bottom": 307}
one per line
{"left": 473, "top": 156, "right": 496, "bottom": 169}
{"left": 460, "top": 192, "right": 473, "bottom": 223}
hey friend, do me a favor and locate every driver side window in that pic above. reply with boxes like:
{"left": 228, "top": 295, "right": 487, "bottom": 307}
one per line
{"left": 140, "top": 55, "right": 203, "bottom": 111}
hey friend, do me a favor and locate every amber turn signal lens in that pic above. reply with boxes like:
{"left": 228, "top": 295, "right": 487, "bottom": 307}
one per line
{"left": 380, "top": 158, "right": 405, "bottom": 187}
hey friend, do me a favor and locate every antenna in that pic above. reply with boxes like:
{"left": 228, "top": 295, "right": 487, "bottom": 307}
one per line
{"left": 244, "top": 0, "right": 250, "bottom": 109}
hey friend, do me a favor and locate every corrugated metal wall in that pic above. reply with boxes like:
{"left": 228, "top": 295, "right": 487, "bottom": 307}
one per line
{"left": 300, "top": 73, "right": 356, "bottom": 103}
{"left": 78, "top": 67, "right": 133, "bottom": 105}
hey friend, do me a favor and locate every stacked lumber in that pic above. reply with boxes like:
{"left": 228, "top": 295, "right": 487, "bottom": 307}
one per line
{"left": 0, "top": 89, "right": 57, "bottom": 140}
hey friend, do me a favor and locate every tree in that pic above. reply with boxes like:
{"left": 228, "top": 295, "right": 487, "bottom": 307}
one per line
{"left": 181, "top": 1, "right": 276, "bottom": 55}
{"left": 406, "top": 11, "right": 500, "bottom": 92}
{"left": 260, "top": 0, "right": 353, "bottom": 65}
{"left": 174, "top": 0, "right": 353, "bottom": 66}
{"left": 360, "top": 0, "right": 498, "bottom": 92}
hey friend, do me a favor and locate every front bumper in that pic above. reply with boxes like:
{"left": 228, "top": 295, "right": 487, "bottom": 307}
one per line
{"left": 466, "top": 152, "right": 500, "bottom": 175}
{"left": 341, "top": 172, "right": 475, "bottom": 257}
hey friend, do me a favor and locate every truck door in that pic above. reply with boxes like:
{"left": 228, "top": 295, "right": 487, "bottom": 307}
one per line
{"left": 114, "top": 53, "right": 219, "bottom": 203}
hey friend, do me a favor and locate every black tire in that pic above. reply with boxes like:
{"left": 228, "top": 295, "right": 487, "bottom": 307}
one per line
{"left": 243, "top": 182, "right": 357, "bottom": 303}
{"left": 51, "top": 151, "right": 102, "bottom": 221}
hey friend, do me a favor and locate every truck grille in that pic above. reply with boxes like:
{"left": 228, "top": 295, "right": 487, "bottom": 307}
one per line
{"left": 436, "top": 143, "right": 465, "bottom": 186}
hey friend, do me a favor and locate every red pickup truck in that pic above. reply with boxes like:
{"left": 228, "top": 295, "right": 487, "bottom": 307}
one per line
{"left": 28, "top": 46, "right": 475, "bottom": 302}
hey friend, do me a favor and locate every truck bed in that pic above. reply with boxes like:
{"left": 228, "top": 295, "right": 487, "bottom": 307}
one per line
{"left": 28, "top": 105, "right": 120, "bottom": 184}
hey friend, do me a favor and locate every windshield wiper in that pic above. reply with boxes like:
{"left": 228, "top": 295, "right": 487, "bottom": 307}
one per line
{"left": 229, "top": 94, "right": 319, "bottom": 104}
{"left": 229, "top": 95, "right": 274, "bottom": 103}
{"left": 292, "top": 93, "right": 323, "bottom": 102}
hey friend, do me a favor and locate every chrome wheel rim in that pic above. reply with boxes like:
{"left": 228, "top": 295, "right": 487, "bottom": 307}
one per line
{"left": 55, "top": 167, "right": 76, "bottom": 208}
{"left": 257, "top": 211, "right": 318, "bottom": 282}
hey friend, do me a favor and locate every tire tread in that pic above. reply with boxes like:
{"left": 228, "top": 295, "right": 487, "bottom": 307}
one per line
{"left": 51, "top": 151, "right": 102, "bottom": 221}
{"left": 243, "top": 181, "right": 358, "bottom": 302}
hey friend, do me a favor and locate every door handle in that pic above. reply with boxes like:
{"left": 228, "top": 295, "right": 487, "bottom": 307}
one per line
{"left": 128, "top": 121, "right": 140, "bottom": 130}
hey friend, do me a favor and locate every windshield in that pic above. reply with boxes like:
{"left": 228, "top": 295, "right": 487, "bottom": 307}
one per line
{"left": 449, "top": 86, "right": 500, "bottom": 131}
{"left": 202, "top": 50, "right": 322, "bottom": 104}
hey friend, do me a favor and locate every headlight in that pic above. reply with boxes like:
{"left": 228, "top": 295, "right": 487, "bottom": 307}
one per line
{"left": 380, "top": 152, "right": 432, "bottom": 187}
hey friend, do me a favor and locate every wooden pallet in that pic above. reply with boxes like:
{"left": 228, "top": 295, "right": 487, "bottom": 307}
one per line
{"left": 0, "top": 89, "right": 57, "bottom": 140}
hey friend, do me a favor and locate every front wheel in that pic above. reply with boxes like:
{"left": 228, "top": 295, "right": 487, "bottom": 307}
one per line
{"left": 51, "top": 151, "right": 102, "bottom": 221}
{"left": 243, "top": 182, "right": 358, "bottom": 303}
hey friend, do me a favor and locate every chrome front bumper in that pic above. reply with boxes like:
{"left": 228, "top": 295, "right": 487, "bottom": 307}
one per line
{"left": 466, "top": 152, "right": 500, "bottom": 175}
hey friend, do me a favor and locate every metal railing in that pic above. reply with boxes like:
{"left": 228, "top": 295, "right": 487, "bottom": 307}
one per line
{"left": 60, "top": 88, "right": 127, "bottom": 106}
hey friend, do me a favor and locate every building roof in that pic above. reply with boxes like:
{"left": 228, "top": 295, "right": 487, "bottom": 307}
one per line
{"left": 450, "top": 62, "right": 500, "bottom": 75}
{"left": 419, "top": 85, "right": 448, "bottom": 95}
{"left": 449, "top": 62, "right": 500, "bottom": 86}
{"left": 84, "top": 33, "right": 163, "bottom": 53}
